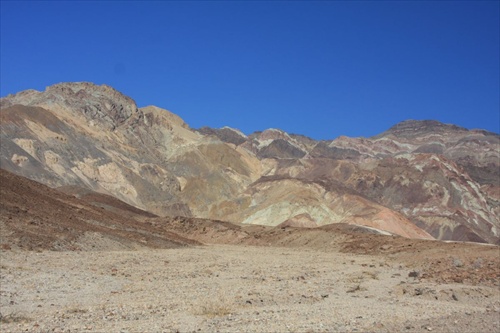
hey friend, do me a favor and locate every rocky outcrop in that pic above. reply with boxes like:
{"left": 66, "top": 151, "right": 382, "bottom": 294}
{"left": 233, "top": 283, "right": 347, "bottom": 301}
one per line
{"left": 1, "top": 82, "right": 498, "bottom": 244}
{"left": 241, "top": 129, "right": 308, "bottom": 159}
{"left": 1, "top": 82, "right": 138, "bottom": 130}
{"left": 197, "top": 126, "right": 247, "bottom": 146}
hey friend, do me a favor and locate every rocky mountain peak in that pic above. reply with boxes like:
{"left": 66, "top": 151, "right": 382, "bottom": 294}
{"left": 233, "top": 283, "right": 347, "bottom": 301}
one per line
{"left": 197, "top": 126, "right": 248, "bottom": 145}
{"left": 222, "top": 126, "right": 247, "bottom": 139}
{"left": 240, "top": 128, "right": 308, "bottom": 159}
{"left": 379, "top": 119, "right": 469, "bottom": 138}
{"left": 1, "top": 82, "right": 138, "bottom": 130}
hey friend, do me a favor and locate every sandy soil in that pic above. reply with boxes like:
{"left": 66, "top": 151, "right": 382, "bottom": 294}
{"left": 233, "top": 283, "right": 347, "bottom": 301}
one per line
{"left": 1, "top": 245, "right": 499, "bottom": 333}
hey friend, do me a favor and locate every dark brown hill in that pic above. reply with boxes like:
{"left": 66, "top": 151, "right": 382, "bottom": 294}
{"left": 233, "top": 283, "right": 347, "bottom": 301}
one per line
{"left": 0, "top": 169, "right": 199, "bottom": 251}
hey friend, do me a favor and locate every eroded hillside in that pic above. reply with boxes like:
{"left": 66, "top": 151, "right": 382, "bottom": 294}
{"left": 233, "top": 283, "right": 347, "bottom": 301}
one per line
{"left": 1, "top": 82, "right": 498, "bottom": 243}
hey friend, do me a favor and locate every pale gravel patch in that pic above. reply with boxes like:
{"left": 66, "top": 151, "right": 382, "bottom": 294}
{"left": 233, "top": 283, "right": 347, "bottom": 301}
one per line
{"left": 1, "top": 245, "right": 498, "bottom": 332}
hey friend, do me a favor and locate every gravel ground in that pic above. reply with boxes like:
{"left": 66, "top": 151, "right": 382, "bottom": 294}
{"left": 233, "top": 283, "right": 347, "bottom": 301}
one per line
{"left": 1, "top": 245, "right": 498, "bottom": 333}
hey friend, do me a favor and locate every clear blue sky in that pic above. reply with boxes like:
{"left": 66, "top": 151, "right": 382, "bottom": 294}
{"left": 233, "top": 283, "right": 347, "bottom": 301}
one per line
{"left": 1, "top": 1, "right": 499, "bottom": 139}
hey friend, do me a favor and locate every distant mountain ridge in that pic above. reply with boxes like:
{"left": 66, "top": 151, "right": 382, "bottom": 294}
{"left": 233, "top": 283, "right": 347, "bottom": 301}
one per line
{"left": 1, "top": 82, "right": 498, "bottom": 244}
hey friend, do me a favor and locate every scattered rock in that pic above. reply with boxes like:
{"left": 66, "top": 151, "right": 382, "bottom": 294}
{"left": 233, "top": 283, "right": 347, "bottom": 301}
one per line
{"left": 408, "top": 270, "right": 420, "bottom": 278}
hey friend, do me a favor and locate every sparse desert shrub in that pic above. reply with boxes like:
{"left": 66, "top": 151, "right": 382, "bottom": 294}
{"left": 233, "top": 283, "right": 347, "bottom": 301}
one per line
{"left": 66, "top": 306, "right": 88, "bottom": 314}
{"left": 347, "top": 270, "right": 379, "bottom": 283}
{"left": 194, "top": 294, "right": 233, "bottom": 317}
{"left": 362, "top": 270, "right": 380, "bottom": 280}
{"left": 452, "top": 258, "right": 464, "bottom": 268}
{"left": 346, "top": 284, "right": 366, "bottom": 293}
{"left": 0, "top": 312, "right": 32, "bottom": 324}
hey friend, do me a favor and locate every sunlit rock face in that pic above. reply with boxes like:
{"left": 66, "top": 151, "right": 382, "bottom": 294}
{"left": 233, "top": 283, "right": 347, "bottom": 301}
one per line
{"left": 0, "top": 82, "right": 261, "bottom": 218}
{"left": 1, "top": 82, "right": 498, "bottom": 244}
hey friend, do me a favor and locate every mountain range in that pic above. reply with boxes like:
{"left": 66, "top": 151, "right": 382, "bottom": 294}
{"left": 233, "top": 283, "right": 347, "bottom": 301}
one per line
{"left": 1, "top": 82, "right": 498, "bottom": 244}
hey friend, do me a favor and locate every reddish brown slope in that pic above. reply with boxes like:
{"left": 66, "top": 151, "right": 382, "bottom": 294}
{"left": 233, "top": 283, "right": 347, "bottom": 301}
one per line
{"left": 0, "top": 169, "right": 199, "bottom": 250}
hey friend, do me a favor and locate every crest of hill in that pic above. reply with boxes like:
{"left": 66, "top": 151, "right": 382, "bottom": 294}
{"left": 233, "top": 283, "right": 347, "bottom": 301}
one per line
{"left": 197, "top": 126, "right": 248, "bottom": 146}
{"left": 140, "top": 105, "right": 189, "bottom": 129}
{"left": 1, "top": 82, "right": 139, "bottom": 130}
{"left": 374, "top": 119, "right": 498, "bottom": 139}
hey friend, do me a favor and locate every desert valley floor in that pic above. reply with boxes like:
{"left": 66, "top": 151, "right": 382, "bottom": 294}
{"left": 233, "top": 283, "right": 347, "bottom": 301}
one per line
{"left": 1, "top": 241, "right": 499, "bottom": 333}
